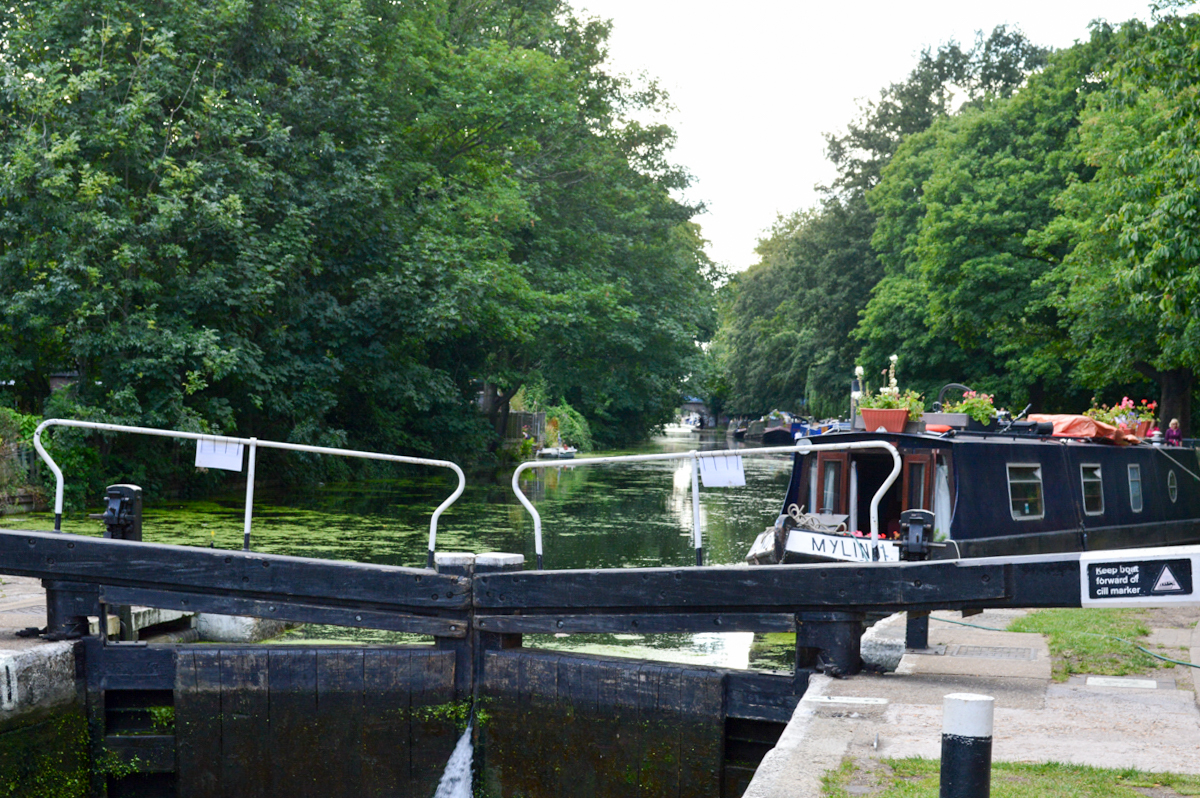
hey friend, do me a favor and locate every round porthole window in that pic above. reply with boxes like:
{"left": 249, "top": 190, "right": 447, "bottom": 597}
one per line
{"left": 1169, "top": 470, "right": 1178, "bottom": 503}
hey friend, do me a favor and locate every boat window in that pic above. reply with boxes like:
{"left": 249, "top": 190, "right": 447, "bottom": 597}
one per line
{"left": 902, "top": 453, "right": 934, "bottom": 511}
{"left": 1007, "top": 464, "right": 1043, "bottom": 520}
{"left": 908, "top": 463, "right": 926, "bottom": 509}
{"left": 1080, "top": 464, "right": 1103, "bottom": 515}
{"left": 1128, "top": 464, "right": 1143, "bottom": 513}
{"left": 1169, "top": 470, "right": 1178, "bottom": 503}
{"left": 815, "top": 452, "right": 848, "bottom": 514}
{"left": 821, "top": 461, "right": 841, "bottom": 513}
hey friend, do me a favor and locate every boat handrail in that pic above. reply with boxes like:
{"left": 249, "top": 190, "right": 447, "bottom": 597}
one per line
{"left": 33, "top": 419, "right": 465, "bottom": 568}
{"left": 512, "top": 440, "right": 901, "bottom": 569}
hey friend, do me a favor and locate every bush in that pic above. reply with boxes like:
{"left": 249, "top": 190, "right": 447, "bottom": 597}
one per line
{"left": 546, "top": 401, "right": 593, "bottom": 452}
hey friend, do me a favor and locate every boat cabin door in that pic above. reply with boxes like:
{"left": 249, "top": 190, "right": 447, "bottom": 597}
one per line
{"left": 813, "top": 450, "right": 937, "bottom": 537}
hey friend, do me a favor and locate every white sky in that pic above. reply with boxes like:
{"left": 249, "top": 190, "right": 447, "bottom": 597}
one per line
{"left": 570, "top": 0, "right": 1163, "bottom": 272}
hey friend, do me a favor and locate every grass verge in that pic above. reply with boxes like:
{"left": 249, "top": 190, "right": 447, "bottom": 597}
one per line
{"left": 1005, "top": 608, "right": 1168, "bottom": 681}
{"left": 822, "top": 757, "right": 1200, "bottom": 797}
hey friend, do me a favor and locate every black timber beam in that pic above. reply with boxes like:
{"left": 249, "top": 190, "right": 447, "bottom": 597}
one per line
{"left": 474, "top": 554, "right": 1085, "bottom": 617}
{"left": 0, "top": 529, "right": 470, "bottom": 622}
{"left": 476, "top": 612, "right": 796, "bottom": 635}
{"left": 101, "top": 586, "right": 468, "bottom": 637}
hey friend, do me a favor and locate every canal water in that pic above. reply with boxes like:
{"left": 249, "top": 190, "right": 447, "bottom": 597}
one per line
{"left": 2, "top": 427, "right": 795, "bottom": 669}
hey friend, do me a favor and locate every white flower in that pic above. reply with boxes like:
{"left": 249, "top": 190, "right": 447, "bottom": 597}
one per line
{"left": 854, "top": 366, "right": 864, "bottom": 378}
{"left": 889, "top": 354, "right": 899, "bottom": 363}
{"left": 851, "top": 391, "right": 862, "bottom": 400}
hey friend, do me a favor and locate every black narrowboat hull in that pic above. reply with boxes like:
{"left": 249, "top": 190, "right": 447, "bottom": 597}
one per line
{"left": 750, "top": 430, "right": 1200, "bottom": 565}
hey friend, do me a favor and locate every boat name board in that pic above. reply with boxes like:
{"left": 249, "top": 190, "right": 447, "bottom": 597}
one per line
{"left": 786, "top": 530, "right": 901, "bottom": 563}
{"left": 1080, "top": 545, "right": 1200, "bottom": 607}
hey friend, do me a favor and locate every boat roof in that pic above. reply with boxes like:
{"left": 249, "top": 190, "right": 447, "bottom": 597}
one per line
{"left": 807, "top": 429, "right": 1196, "bottom": 451}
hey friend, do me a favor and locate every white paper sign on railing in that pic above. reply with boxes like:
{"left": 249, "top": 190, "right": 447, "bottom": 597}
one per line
{"left": 195, "top": 438, "right": 245, "bottom": 472}
{"left": 698, "top": 454, "right": 745, "bottom": 488}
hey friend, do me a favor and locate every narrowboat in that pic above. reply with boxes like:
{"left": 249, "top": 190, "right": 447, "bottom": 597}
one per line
{"left": 746, "top": 417, "right": 1200, "bottom": 565}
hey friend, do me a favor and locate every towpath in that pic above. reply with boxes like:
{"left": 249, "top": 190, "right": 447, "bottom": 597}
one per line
{"left": 747, "top": 607, "right": 1200, "bottom": 796}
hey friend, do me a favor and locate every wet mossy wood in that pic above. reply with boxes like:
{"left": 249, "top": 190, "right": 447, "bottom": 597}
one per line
{"left": 104, "top": 734, "right": 175, "bottom": 772}
{"left": 361, "top": 649, "right": 413, "bottom": 798}
{"left": 406, "top": 648, "right": 458, "bottom": 798}
{"left": 479, "top": 650, "right": 724, "bottom": 797}
{"left": 725, "top": 671, "right": 802, "bottom": 723}
{"left": 173, "top": 647, "right": 456, "bottom": 797}
{"left": 102, "top": 585, "right": 466, "bottom": 635}
{"left": 678, "top": 667, "right": 724, "bottom": 793}
{"left": 83, "top": 638, "right": 176, "bottom": 691}
{"left": 221, "top": 649, "right": 271, "bottom": 798}
{"left": 265, "top": 648, "right": 319, "bottom": 798}
{"left": 0, "top": 528, "right": 471, "bottom": 610}
{"left": 176, "top": 650, "right": 223, "bottom": 798}
{"left": 314, "top": 650, "right": 365, "bottom": 798}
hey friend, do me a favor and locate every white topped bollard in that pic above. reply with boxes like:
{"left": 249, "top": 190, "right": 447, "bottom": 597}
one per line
{"left": 940, "top": 693, "right": 994, "bottom": 798}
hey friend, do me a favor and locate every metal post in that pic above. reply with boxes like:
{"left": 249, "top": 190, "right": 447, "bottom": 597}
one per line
{"left": 691, "top": 453, "right": 703, "bottom": 565}
{"left": 243, "top": 438, "right": 257, "bottom": 551}
{"left": 906, "top": 610, "right": 930, "bottom": 650}
{"left": 940, "top": 693, "right": 993, "bottom": 798}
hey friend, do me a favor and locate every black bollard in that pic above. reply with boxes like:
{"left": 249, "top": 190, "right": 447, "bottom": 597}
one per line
{"left": 940, "top": 693, "right": 993, "bottom": 798}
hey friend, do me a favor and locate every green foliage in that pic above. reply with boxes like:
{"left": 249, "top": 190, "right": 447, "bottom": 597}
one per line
{"left": 0, "top": 409, "right": 39, "bottom": 445}
{"left": 0, "top": 0, "right": 716, "bottom": 489}
{"left": 414, "top": 698, "right": 488, "bottom": 730}
{"left": 858, "top": 389, "right": 925, "bottom": 421}
{"left": 148, "top": 706, "right": 175, "bottom": 734}
{"left": 822, "top": 758, "right": 1200, "bottom": 797}
{"left": 717, "top": 196, "right": 879, "bottom": 418}
{"left": 724, "top": 15, "right": 1200, "bottom": 429}
{"left": 545, "top": 402, "right": 592, "bottom": 452}
{"left": 943, "top": 390, "right": 999, "bottom": 423}
{"left": 1007, "top": 608, "right": 1167, "bottom": 682}
{"left": 721, "top": 29, "right": 1048, "bottom": 419}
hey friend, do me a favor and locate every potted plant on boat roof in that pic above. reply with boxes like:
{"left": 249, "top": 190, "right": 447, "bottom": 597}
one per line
{"left": 1086, "top": 397, "right": 1157, "bottom": 437}
{"left": 942, "top": 390, "right": 1002, "bottom": 429}
{"left": 856, "top": 356, "right": 924, "bottom": 433}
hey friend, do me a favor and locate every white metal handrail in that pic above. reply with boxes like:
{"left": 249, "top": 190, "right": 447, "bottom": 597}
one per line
{"left": 512, "top": 440, "right": 901, "bottom": 569}
{"left": 33, "top": 419, "right": 465, "bottom": 567}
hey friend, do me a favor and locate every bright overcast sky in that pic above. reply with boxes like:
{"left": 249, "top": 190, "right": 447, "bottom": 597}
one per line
{"left": 570, "top": 0, "right": 1165, "bottom": 272}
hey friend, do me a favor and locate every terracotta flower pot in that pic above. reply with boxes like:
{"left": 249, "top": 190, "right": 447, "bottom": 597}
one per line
{"left": 1136, "top": 420, "right": 1152, "bottom": 438}
{"left": 860, "top": 408, "right": 909, "bottom": 433}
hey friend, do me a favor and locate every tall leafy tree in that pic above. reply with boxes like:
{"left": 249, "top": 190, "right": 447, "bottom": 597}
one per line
{"left": 1050, "top": 12, "right": 1198, "bottom": 432}
{"left": 0, "top": 0, "right": 716, "bottom": 487}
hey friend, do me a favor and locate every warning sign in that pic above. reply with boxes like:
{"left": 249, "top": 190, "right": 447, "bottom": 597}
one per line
{"left": 1080, "top": 546, "right": 1200, "bottom": 607}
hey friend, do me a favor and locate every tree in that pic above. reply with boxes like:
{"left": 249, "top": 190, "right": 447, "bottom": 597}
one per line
{"left": 860, "top": 28, "right": 1120, "bottom": 411}
{"left": 1049, "top": 14, "right": 1198, "bottom": 433}
{"left": 0, "top": 0, "right": 718, "bottom": 487}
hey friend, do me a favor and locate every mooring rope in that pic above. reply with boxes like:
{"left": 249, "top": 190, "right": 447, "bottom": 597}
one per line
{"left": 786, "top": 503, "right": 848, "bottom": 533}
{"left": 1153, "top": 446, "right": 1200, "bottom": 484}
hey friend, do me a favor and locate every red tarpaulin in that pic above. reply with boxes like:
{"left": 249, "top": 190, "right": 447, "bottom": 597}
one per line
{"left": 1028, "top": 414, "right": 1140, "bottom": 444}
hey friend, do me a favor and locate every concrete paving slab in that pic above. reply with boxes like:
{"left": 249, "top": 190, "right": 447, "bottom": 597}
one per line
{"left": 746, "top": 612, "right": 1200, "bottom": 796}
{"left": 1148, "top": 627, "right": 1193, "bottom": 648}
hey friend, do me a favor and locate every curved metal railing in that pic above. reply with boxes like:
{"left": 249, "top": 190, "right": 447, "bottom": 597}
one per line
{"left": 512, "top": 440, "right": 901, "bottom": 569}
{"left": 33, "top": 419, "right": 465, "bottom": 568}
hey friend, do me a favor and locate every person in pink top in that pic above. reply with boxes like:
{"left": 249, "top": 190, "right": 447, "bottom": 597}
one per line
{"left": 1165, "top": 418, "right": 1183, "bottom": 447}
